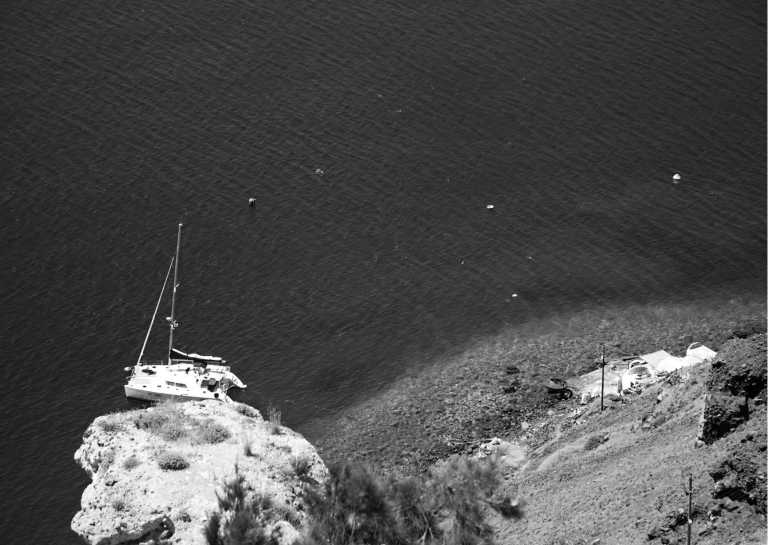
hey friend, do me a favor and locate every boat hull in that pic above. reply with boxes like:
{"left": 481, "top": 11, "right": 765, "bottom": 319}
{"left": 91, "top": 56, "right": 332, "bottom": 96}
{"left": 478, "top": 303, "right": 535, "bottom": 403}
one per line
{"left": 124, "top": 384, "right": 230, "bottom": 403}
{"left": 124, "top": 363, "right": 237, "bottom": 403}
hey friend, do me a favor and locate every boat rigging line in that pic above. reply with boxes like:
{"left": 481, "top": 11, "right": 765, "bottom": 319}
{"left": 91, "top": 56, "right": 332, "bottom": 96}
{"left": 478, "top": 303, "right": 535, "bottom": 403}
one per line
{"left": 136, "top": 256, "right": 175, "bottom": 366}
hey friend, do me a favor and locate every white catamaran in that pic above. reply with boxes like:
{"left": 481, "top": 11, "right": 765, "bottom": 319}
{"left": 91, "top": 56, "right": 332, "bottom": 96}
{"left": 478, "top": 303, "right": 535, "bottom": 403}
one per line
{"left": 124, "top": 223, "right": 246, "bottom": 402}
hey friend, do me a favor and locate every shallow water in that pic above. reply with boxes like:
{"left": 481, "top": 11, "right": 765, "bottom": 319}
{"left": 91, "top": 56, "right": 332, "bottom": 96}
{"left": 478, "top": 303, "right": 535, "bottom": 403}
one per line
{"left": 0, "top": 0, "right": 765, "bottom": 542}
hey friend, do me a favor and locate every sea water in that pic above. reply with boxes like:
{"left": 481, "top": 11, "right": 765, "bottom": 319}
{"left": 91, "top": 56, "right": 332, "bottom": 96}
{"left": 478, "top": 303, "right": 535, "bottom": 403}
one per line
{"left": 0, "top": 1, "right": 765, "bottom": 542}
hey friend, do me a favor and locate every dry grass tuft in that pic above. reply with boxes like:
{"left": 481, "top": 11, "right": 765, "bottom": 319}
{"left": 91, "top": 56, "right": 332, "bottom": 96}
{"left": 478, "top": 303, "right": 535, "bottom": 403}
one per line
{"left": 122, "top": 454, "right": 140, "bottom": 470}
{"left": 198, "top": 419, "right": 231, "bottom": 444}
{"left": 267, "top": 405, "right": 283, "bottom": 435}
{"left": 583, "top": 434, "right": 609, "bottom": 451}
{"left": 97, "top": 449, "right": 115, "bottom": 472}
{"left": 233, "top": 403, "right": 260, "bottom": 418}
{"left": 98, "top": 416, "right": 125, "bottom": 433}
{"left": 157, "top": 451, "right": 190, "bottom": 471}
{"left": 132, "top": 404, "right": 236, "bottom": 444}
{"left": 133, "top": 403, "right": 191, "bottom": 441}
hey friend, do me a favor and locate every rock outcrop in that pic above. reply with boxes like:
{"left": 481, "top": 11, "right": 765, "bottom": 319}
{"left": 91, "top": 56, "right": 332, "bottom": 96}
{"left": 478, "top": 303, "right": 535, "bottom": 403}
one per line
{"left": 698, "top": 333, "right": 766, "bottom": 444}
{"left": 72, "top": 401, "right": 327, "bottom": 545}
{"left": 710, "top": 429, "right": 768, "bottom": 513}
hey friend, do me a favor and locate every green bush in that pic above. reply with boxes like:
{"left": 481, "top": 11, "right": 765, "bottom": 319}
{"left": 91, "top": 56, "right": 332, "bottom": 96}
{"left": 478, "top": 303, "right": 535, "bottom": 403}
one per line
{"left": 204, "top": 467, "right": 284, "bottom": 545}
{"left": 290, "top": 455, "right": 314, "bottom": 482}
{"left": 417, "top": 455, "right": 511, "bottom": 545}
{"left": 157, "top": 451, "right": 189, "bottom": 471}
{"left": 203, "top": 455, "right": 521, "bottom": 545}
{"left": 304, "top": 463, "right": 404, "bottom": 545}
{"left": 302, "top": 455, "right": 521, "bottom": 545}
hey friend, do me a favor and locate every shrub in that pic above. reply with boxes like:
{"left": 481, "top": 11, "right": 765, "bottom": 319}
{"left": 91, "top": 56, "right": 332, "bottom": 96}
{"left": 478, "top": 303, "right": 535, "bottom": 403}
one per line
{"left": 234, "top": 403, "right": 260, "bottom": 418}
{"left": 303, "top": 463, "right": 403, "bottom": 545}
{"left": 123, "top": 455, "right": 140, "bottom": 470}
{"left": 204, "top": 467, "right": 276, "bottom": 545}
{"left": 272, "top": 504, "right": 302, "bottom": 528}
{"left": 389, "top": 476, "right": 436, "bottom": 542}
{"left": 97, "top": 449, "right": 116, "bottom": 472}
{"left": 583, "top": 434, "right": 608, "bottom": 451}
{"left": 98, "top": 416, "right": 124, "bottom": 433}
{"left": 417, "top": 454, "right": 513, "bottom": 545}
{"left": 160, "top": 421, "right": 188, "bottom": 441}
{"left": 302, "top": 455, "right": 520, "bottom": 545}
{"left": 112, "top": 499, "right": 126, "bottom": 511}
{"left": 204, "top": 455, "right": 521, "bottom": 545}
{"left": 199, "top": 419, "right": 231, "bottom": 444}
{"left": 290, "top": 455, "right": 313, "bottom": 481}
{"left": 134, "top": 404, "right": 191, "bottom": 441}
{"left": 133, "top": 410, "right": 170, "bottom": 432}
{"left": 157, "top": 451, "right": 190, "bottom": 471}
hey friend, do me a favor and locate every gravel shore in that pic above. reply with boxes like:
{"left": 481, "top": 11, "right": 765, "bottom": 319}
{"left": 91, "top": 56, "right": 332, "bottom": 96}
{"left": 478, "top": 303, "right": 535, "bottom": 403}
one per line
{"left": 309, "top": 293, "right": 764, "bottom": 477}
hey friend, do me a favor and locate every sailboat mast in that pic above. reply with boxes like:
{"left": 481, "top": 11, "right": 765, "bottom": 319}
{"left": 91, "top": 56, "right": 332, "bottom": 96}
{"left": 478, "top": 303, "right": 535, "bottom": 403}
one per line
{"left": 167, "top": 223, "right": 183, "bottom": 364}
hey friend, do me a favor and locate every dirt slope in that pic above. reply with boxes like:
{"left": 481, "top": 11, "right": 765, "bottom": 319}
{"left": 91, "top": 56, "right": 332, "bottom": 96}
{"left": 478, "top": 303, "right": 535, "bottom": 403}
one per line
{"left": 494, "top": 334, "right": 766, "bottom": 545}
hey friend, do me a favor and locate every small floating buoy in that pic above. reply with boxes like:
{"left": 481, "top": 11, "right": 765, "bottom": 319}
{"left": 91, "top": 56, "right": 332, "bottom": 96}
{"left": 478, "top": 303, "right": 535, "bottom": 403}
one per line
{"left": 511, "top": 293, "right": 518, "bottom": 298}
{"left": 486, "top": 204, "right": 494, "bottom": 210}
{"left": 672, "top": 173, "right": 681, "bottom": 182}
{"left": 248, "top": 198, "right": 256, "bottom": 208}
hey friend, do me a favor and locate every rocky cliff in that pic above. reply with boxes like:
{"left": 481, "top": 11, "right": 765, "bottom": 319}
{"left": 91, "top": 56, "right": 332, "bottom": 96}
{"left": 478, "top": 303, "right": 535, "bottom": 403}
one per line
{"left": 71, "top": 401, "right": 327, "bottom": 545}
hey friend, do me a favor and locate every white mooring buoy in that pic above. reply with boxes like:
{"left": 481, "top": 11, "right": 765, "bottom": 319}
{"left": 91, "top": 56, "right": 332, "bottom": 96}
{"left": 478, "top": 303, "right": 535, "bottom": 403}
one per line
{"left": 672, "top": 173, "right": 681, "bottom": 182}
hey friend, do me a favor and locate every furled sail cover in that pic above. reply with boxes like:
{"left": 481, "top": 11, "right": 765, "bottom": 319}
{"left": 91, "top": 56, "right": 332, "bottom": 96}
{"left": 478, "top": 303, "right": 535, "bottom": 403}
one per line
{"left": 171, "top": 348, "right": 225, "bottom": 364}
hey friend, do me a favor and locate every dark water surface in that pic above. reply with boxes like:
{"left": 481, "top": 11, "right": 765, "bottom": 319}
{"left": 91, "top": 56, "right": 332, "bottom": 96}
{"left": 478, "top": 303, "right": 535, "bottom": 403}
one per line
{"left": 1, "top": 0, "right": 765, "bottom": 542}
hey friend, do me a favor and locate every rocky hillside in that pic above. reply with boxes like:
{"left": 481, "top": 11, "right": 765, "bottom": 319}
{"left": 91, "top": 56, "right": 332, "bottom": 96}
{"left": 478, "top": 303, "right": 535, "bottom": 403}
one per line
{"left": 495, "top": 333, "right": 766, "bottom": 545}
{"left": 71, "top": 327, "right": 765, "bottom": 545}
{"left": 71, "top": 401, "right": 327, "bottom": 545}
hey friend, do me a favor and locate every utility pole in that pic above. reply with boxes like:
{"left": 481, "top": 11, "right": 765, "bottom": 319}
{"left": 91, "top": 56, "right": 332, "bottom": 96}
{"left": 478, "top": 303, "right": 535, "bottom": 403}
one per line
{"left": 686, "top": 473, "right": 693, "bottom": 545}
{"left": 600, "top": 342, "right": 606, "bottom": 411}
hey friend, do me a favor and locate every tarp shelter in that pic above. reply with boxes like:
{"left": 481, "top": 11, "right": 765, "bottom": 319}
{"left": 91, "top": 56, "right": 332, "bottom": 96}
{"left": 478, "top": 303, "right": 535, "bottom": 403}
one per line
{"left": 636, "top": 350, "right": 673, "bottom": 369}
{"left": 573, "top": 343, "right": 716, "bottom": 399}
{"left": 655, "top": 356, "right": 686, "bottom": 373}
{"left": 687, "top": 343, "right": 717, "bottom": 362}
{"left": 655, "top": 343, "right": 717, "bottom": 374}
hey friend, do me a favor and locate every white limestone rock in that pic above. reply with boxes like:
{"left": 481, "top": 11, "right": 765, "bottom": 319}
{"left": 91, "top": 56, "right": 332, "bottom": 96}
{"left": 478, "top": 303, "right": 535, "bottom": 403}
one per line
{"left": 71, "top": 400, "right": 327, "bottom": 545}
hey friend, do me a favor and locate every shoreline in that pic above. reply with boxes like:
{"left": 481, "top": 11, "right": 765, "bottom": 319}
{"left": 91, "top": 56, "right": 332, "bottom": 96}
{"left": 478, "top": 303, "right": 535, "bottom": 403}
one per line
{"left": 307, "top": 290, "right": 765, "bottom": 476}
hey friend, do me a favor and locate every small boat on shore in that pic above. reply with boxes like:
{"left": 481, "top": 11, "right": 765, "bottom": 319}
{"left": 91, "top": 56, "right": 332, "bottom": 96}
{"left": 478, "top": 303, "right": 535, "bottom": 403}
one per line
{"left": 124, "top": 224, "right": 247, "bottom": 402}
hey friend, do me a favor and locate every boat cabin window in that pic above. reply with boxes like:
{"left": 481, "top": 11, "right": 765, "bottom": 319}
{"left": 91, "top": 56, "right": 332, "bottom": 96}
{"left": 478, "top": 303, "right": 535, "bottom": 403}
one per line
{"left": 165, "top": 381, "right": 187, "bottom": 388}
